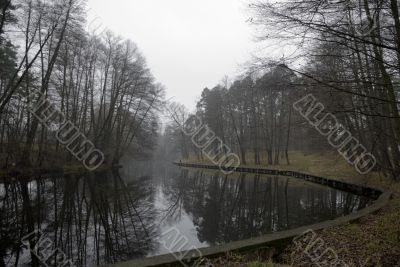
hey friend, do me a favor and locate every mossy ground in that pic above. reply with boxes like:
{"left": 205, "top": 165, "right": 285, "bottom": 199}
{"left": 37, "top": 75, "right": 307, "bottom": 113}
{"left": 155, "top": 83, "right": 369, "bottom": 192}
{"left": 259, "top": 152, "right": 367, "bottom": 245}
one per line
{"left": 183, "top": 151, "right": 400, "bottom": 267}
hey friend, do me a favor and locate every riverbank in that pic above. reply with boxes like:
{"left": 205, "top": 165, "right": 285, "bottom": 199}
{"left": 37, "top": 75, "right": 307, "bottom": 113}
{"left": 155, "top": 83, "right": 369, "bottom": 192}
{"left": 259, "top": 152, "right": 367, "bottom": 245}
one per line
{"left": 179, "top": 152, "right": 400, "bottom": 266}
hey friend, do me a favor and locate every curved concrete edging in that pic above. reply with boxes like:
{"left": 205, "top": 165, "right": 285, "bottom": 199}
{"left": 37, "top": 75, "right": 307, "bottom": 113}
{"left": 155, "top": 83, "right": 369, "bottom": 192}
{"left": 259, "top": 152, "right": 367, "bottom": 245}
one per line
{"left": 174, "top": 162, "right": 383, "bottom": 199}
{"left": 103, "top": 163, "right": 391, "bottom": 267}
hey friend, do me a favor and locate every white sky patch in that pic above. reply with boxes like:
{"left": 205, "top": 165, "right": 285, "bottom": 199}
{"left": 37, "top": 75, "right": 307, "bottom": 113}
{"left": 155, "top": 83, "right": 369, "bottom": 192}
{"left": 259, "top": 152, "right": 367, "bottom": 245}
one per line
{"left": 86, "top": 0, "right": 257, "bottom": 110}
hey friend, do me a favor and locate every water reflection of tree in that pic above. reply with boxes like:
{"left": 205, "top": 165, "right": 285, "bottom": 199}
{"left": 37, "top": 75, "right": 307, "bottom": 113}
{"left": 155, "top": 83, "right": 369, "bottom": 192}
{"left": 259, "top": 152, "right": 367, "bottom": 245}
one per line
{"left": 0, "top": 171, "right": 157, "bottom": 266}
{"left": 162, "top": 170, "right": 371, "bottom": 246}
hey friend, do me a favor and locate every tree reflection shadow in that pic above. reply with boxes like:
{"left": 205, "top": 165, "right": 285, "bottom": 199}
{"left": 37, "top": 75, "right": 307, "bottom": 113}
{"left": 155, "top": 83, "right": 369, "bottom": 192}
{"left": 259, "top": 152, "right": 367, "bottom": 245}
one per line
{"left": 0, "top": 168, "right": 373, "bottom": 266}
{"left": 160, "top": 170, "right": 372, "bottom": 246}
{"left": 0, "top": 171, "right": 157, "bottom": 266}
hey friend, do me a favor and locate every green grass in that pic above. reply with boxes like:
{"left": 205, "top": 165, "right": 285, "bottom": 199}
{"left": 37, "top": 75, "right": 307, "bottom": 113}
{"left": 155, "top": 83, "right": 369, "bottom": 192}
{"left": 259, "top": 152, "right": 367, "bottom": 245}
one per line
{"left": 183, "top": 151, "right": 398, "bottom": 193}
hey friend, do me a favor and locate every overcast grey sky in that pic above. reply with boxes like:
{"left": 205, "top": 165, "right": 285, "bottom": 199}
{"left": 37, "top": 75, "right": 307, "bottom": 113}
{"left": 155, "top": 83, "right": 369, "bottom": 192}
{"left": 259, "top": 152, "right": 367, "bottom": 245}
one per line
{"left": 86, "top": 0, "right": 256, "bottom": 110}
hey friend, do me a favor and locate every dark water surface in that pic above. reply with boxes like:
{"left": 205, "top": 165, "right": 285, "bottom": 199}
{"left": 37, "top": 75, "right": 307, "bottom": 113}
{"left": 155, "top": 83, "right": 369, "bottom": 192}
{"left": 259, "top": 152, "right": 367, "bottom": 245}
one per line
{"left": 0, "top": 163, "right": 373, "bottom": 266}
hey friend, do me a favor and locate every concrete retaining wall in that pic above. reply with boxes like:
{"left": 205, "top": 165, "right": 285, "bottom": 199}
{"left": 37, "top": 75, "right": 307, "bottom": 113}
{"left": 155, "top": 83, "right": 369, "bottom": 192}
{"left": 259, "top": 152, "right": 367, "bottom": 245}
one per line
{"left": 103, "top": 163, "right": 391, "bottom": 267}
{"left": 174, "top": 162, "right": 382, "bottom": 199}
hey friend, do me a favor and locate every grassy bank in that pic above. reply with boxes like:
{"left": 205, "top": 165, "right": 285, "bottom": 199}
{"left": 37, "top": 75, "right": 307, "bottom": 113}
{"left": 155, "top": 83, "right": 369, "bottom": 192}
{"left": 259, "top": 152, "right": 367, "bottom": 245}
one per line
{"left": 182, "top": 152, "right": 400, "bottom": 267}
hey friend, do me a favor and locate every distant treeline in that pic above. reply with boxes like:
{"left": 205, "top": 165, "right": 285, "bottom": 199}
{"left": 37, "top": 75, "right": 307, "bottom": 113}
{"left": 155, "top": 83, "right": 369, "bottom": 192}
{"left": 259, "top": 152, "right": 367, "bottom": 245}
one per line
{"left": 164, "top": 0, "right": 400, "bottom": 181}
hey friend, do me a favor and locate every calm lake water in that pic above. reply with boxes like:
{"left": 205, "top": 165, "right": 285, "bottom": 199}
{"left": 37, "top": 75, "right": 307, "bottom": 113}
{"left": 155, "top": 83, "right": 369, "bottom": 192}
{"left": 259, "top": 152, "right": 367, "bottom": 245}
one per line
{"left": 0, "top": 163, "right": 373, "bottom": 266}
